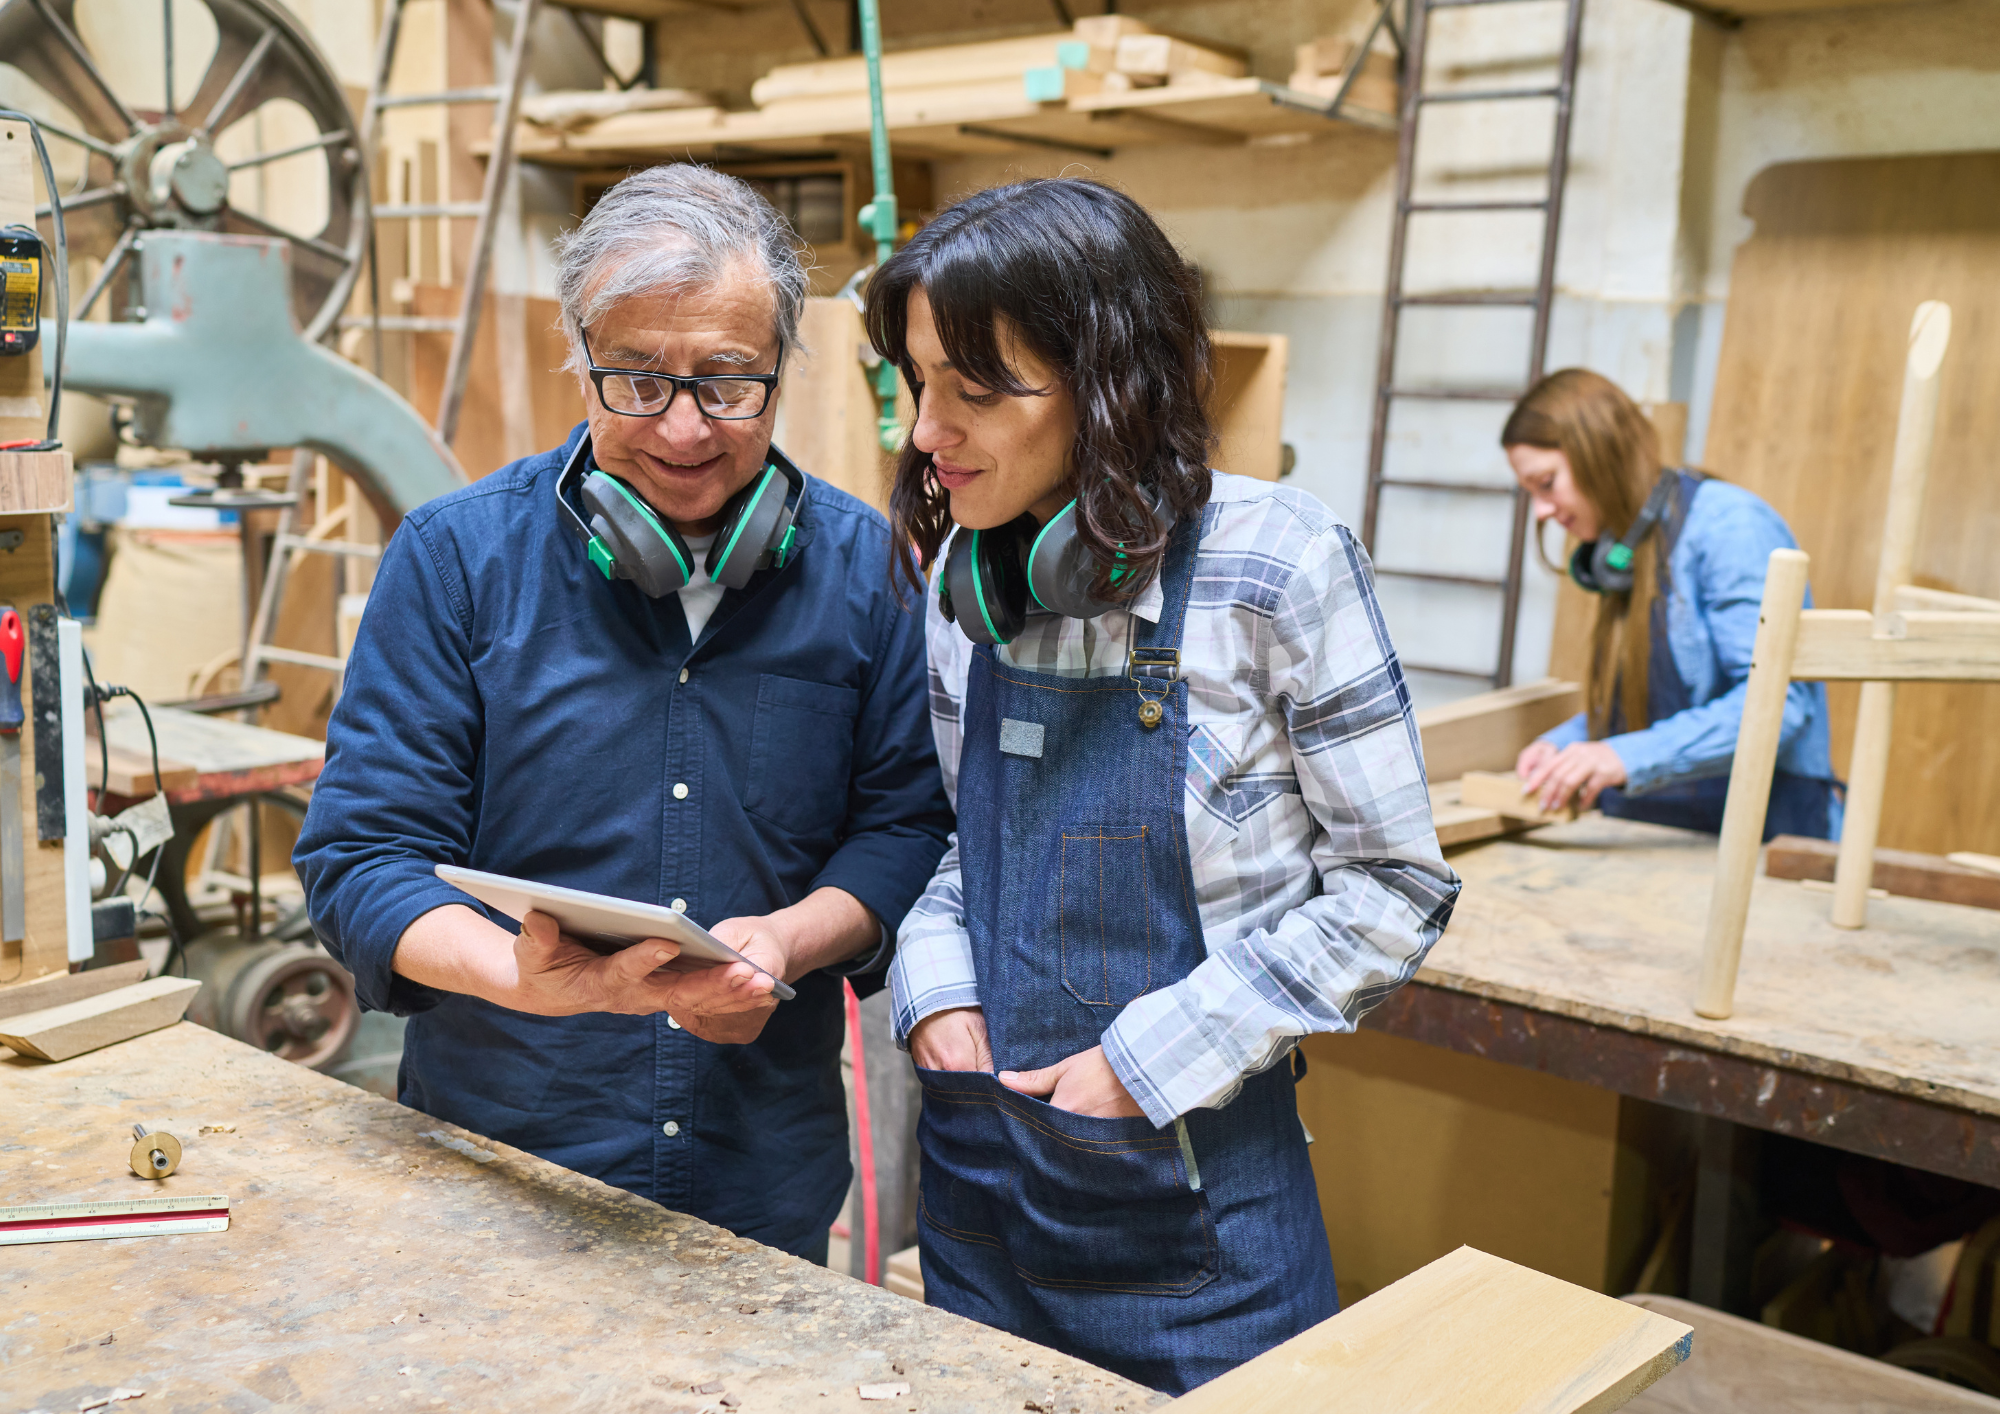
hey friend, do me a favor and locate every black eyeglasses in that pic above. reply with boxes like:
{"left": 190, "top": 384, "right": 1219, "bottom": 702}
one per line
{"left": 580, "top": 328, "right": 784, "bottom": 421}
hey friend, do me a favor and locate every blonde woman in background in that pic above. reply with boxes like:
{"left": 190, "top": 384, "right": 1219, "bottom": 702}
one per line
{"left": 1503, "top": 369, "right": 1841, "bottom": 838}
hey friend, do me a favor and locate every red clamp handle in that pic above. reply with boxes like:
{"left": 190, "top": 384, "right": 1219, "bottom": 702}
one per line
{"left": 0, "top": 608, "right": 22, "bottom": 735}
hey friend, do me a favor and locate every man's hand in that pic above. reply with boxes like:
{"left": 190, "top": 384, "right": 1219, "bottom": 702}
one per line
{"left": 649, "top": 913, "right": 791, "bottom": 1045}
{"left": 508, "top": 910, "right": 688, "bottom": 1016}
{"left": 999, "top": 1045, "right": 1145, "bottom": 1119}
{"left": 1519, "top": 739, "right": 1628, "bottom": 812}
{"left": 909, "top": 1006, "right": 993, "bottom": 1073}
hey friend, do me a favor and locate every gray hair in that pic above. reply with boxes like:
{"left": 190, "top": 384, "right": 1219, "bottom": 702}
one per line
{"left": 553, "top": 164, "right": 808, "bottom": 369}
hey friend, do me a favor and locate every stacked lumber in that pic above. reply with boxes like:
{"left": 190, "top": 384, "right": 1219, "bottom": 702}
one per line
{"left": 1288, "top": 35, "right": 1402, "bottom": 117}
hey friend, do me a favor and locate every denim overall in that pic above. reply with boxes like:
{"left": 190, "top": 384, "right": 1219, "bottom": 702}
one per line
{"left": 915, "top": 515, "right": 1339, "bottom": 1394}
{"left": 1596, "top": 471, "right": 1837, "bottom": 839}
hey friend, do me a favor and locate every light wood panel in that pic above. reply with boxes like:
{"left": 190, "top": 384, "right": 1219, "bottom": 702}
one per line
{"left": 1211, "top": 332, "right": 1289, "bottom": 483}
{"left": 0, "top": 976, "right": 201, "bottom": 1062}
{"left": 408, "top": 285, "right": 586, "bottom": 478}
{"left": 1168, "top": 1245, "right": 1692, "bottom": 1414}
{"left": 0, "top": 514, "right": 70, "bottom": 985}
{"left": 1701, "top": 152, "right": 2000, "bottom": 855}
{"left": 1418, "top": 679, "right": 1582, "bottom": 782}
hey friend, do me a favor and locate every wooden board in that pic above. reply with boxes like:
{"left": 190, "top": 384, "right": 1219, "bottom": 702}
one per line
{"left": 1418, "top": 679, "right": 1583, "bottom": 783}
{"left": 1211, "top": 333, "right": 1288, "bottom": 483}
{"left": 409, "top": 284, "right": 586, "bottom": 479}
{"left": 0, "top": 513, "right": 70, "bottom": 984}
{"left": 1621, "top": 1295, "right": 2000, "bottom": 1413}
{"left": 0, "top": 958, "right": 147, "bottom": 1017}
{"left": 0, "top": 450, "right": 72, "bottom": 513}
{"left": 1462, "top": 770, "right": 1582, "bottom": 824}
{"left": 1435, "top": 817, "right": 2000, "bottom": 1124}
{"left": 1429, "top": 780, "right": 1525, "bottom": 848}
{"left": 783, "top": 297, "right": 897, "bottom": 514}
{"left": 1700, "top": 153, "right": 2000, "bottom": 857}
{"left": 86, "top": 743, "right": 202, "bottom": 798}
{"left": 3, "top": 1021, "right": 1150, "bottom": 1411}
{"left": 1167, "top": 1246, "right": 1691, "bottom": 1414}
{"left": 1766, "top": 834, "right": 2000, "bottom": 912}
{"left": 0, "top": 975, "right": 201, "bottom": 1062}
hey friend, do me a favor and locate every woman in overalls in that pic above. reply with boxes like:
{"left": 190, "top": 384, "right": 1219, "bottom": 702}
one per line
{"left": 1502, "top": 369, "right": 1842, "bottom": 835}
{"left": 865, "top": 178, "right": 1461, "bottom": 1393}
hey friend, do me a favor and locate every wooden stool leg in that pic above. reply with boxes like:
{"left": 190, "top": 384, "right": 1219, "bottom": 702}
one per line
{"left": 1697, "top": 549, "right": 1811, "bottom": 1020}
{"left": 1831, "top": 680, "right": 1895, "bottom": 928}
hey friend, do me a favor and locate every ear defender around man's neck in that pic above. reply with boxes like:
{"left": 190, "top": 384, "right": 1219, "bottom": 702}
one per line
{"left": 938, "top": 490, "right": 1160, "bottom": 645}
{"left": 556, "top": 436, "right": 804, "bottom": 598}
{"left": 1569, "top": 469, "right": 1678, "bottom": 595}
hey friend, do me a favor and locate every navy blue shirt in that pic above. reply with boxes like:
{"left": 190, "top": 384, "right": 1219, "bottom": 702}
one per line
{"left": 294, "top": 425, "right": 952, "bottom": 1255}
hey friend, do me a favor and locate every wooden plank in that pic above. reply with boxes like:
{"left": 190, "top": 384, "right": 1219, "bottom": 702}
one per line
{"left": 0, "top": 450, "right": 71, "bottom": 513}
{"left": 0, "top": 958, "right": 148, "bottom": 1017}
{"left": 1790, "top": 609, "right": 2000, "bottom": 681}
{"left": 1113, "top": 35, "right": 1246, "bottom": 82}
{"left": 0, "top": 121, "right": 46, "bottom": 445}
{"left": 1166, "top": 1246, "right": 1691, "bottom": 1414}
{"left": 1417, "top": 679, "right": 1583, "bottom": 783}
{"left": 12, "top": 1021, "right": 1149, "bottom": 1411}
{"left": 1699, "top": 152, "right": 2000, "bottom": 857}
{"left": 1621, "top": 1295, "right": 2000, "bottom": 1412}
{"left": 86, "top": 744, "right": 202, "bottom": 799}
{"left": 1951, "top": 852, "right": 2000, "bottom": 877}
{"left": 1766, "top": 834, "right": 2000, "bottom": 913}
{"left": 1897, "top": 585, "right": 2000, "bottom": 615}
{"left": 783, "top": 298, "right": 894, "bottom": 514}
{"left": 749, "top": 33, "right": 1074, "bottom": 105}
{"left": 0, "top": 976, "right": 201, "bottom": 1062}
{"left": 1461, "top": 770, "right": 1582, "bottom": 824}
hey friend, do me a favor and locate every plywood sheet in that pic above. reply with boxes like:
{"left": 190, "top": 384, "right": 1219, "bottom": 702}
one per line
{"left": 1701, "top": 152, "right": 2000, "bottom": 856}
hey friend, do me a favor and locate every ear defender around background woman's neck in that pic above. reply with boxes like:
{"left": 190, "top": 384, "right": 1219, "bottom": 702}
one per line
{"left": 1569, "top": 469, "right": 1679, "bottom": 595}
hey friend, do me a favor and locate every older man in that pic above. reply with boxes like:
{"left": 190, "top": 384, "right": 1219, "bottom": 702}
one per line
{"left": 295, "top": 166, "right": 952, "bottom": 1260}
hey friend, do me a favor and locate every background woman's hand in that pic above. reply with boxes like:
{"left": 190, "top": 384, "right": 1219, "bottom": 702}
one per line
{"left": 1519, "top": 740, "right": 1628, "bottom": 812}
{"left": 999, "top": 1045, "right": 1145, "bottom": 1119}
{"left": 1515, "top": 738, "right": 1559, "bottom": 781}
{"left": 910, "top": 1006, "right": 993, "bottom": 1072}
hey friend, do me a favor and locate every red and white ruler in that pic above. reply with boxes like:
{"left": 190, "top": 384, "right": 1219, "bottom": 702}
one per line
{"left": 0, "top": 1194, "right": 230, "bottom": 1246}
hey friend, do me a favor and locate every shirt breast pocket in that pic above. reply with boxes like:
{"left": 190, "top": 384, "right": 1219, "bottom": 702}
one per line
{"left": 746, "top": 674, "right": 862, "bottom": 839}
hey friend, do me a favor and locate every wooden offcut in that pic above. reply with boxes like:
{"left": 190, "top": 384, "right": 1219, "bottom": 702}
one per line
{"left": 0, "top": 450, "right": 72, "bottom": 513}
{"left": 1765, "top": 835, "right": 2000, "bottom": 914}
{"left": 0, "top": 977, "right": 201, "bottom": 1062}
{"left": 1166, "top": 1246, "right": 1691, "bottom": 1414}
{"left": 1210, "top": 333, "right": 1289, "bottom": 483}
{"left": 1417, "top": 679, "right": 1583, "bottom": 783}
{"left": 1461, "top": 770, "right": 1582, "bottom": 824}
{"left": 0, "top": 958, "right": 147, "bottom": 1018}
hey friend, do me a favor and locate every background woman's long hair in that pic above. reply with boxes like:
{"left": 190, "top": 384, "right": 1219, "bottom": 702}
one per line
{"left": 1502, "top": 369, "right": 1664, "bottom": 739}
{"left": 863, "top": 178, "right": 1215, "bottom": 601}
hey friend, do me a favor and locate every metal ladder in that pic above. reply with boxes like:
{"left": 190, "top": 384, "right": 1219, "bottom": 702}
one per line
{"left": 1359, "top": 0, "right": 1587, "bottom": 689}
{"left": 359, "top": 0, "right": 544, "bottom": 447}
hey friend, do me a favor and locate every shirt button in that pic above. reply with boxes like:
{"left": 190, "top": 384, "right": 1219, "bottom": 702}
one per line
{"left": 662, "top": 1120, "right": 680, "bottom": 1137}
{"left": 679, "top": 668, "right": 690, "bottom": 684}
{"left": 668, "top": 1016, "right": 682, "bottom": 1030}
{"left": 672, "top": 782, "right": 689, "bottom": 800}
{"left": 671, "top": 898, "right": 687, "bottom": 912}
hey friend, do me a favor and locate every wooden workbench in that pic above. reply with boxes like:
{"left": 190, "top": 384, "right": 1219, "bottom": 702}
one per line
{"left": 1369, "top": 816, "right": 2000, "bottom": 1185}
{"left": 1, "top": 1023, "right": 1160, "bottom": 1413}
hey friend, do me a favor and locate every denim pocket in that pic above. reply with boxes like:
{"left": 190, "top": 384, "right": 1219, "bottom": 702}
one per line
{"left": 744, "top": 674, "right": 860, "bottom": 838}
{"left": 1057, "top": 824, "right": 1153, "bottom": 1008}
{"left": 917, "top": 1070, "right": 1216, "bottom": 1298}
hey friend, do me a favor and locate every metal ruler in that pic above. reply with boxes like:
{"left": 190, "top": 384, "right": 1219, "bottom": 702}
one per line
{"left": 0, "top": 1194, "right": 230, "bottom": 1246}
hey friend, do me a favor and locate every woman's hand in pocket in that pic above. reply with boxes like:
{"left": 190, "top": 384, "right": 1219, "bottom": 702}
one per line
{"left": 910, "top": 1006, "right": 993, "bottom": 1073}
{"left": 1000, "top": 1046, "right": 1145, "bottom": 1119}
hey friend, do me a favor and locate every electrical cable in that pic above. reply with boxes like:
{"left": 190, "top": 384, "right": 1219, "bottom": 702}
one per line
{"left": 85, "top": 679, "right": 179, "bottom": 974}
{"left": 0, "top": 109, "right": 68, "bottom": 446}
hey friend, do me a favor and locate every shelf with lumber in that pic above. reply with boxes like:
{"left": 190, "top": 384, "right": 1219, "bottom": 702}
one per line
{"left": 504, "top": 17, "right": 1397, "bottom": 169}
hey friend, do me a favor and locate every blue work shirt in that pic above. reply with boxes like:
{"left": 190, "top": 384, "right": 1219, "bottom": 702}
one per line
{"left": 1542, "top": 479, "right": 1841, "bottom": 830}
{"left": 294, "top": 424, "right": 953, "bottom": 1256}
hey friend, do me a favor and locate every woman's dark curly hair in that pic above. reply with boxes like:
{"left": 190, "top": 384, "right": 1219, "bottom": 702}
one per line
{"left": 863, "top": 178, "right": 1215, "bottom": 600}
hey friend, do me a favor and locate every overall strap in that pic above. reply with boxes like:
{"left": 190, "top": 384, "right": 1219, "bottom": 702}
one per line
{"left": 1131, "top": 510, "right": 1203, "bottom": 668}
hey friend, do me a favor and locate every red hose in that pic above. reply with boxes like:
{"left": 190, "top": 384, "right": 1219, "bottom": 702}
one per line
{"left": 843, "top": 979, "right": 880, "bottom": 1284}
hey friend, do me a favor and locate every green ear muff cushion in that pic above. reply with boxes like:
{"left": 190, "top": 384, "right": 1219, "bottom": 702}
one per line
{"left": 580, "top": 471, "right": 694, "bottom": 598}
{"left": 709, "top": 465, "right": 786, "bottom": 590}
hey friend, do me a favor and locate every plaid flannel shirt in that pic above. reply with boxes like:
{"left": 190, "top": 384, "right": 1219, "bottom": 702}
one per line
{"left": 891, "top": 473, "right": 1462, "bottom": 1127}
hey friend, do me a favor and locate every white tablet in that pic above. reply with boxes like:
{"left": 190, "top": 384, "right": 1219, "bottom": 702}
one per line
{"left": 434, "top": 864, "right": 797, "bottom": 1001}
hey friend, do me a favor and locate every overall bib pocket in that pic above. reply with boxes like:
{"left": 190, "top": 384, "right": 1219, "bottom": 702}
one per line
{"left": 916, "top": 1069, "right": 1217, "bottom": 1297}
{"left": 1056, "top": 823, "right": 1155, "bottom": 1008}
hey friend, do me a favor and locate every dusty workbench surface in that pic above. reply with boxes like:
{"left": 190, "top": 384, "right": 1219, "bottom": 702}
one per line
{"left": 1432, "top": 816, "right": 2000, "bottom": 1117}
{"left": 1, "top": 1022, "right": 1162, "bottom": 1414}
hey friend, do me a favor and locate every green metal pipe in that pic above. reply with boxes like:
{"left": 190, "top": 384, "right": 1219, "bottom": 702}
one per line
{"left": 854, "top": 0, "right": 902, "bottom": 451}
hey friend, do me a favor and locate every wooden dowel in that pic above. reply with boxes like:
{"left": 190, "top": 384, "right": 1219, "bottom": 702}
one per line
{"left": 1830, "top": 301, "right": 1951, "bottom": 930}
{"left": 1697, "top": 548, "right": 1811, "bottom": 1020}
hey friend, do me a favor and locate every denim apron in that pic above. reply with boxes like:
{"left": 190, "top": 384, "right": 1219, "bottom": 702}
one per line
{"left": 1597, "top": 471, "right": 1837, "bottom": 840}
{"left": 915, "top": 515, "right": 1339, "bottom": 1394}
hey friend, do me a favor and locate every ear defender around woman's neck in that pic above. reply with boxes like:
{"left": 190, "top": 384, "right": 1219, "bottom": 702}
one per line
{"left": 938, "top": 491, "right": 1161, "bottom": 644}
{"left": 1569, "top": 469, "right": 1678, "bottom": 595}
